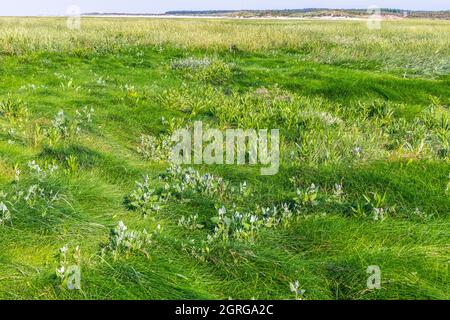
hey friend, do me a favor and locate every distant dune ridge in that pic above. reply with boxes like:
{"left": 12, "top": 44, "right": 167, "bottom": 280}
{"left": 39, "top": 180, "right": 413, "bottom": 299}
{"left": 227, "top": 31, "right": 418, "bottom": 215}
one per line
{"left": 84, "top": 8, "right": 450, "bottom": 20}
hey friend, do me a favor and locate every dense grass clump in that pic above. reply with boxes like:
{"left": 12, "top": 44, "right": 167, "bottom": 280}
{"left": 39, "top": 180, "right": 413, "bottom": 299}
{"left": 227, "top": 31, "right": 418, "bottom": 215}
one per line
{"left": 0, "top": 17, "right": 449, "bottom": 300}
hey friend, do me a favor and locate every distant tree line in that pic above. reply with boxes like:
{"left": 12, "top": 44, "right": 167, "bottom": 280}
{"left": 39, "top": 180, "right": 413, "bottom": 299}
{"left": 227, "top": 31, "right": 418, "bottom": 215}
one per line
{"left": 164, "top": 8, "right": 450, "bottom": 19}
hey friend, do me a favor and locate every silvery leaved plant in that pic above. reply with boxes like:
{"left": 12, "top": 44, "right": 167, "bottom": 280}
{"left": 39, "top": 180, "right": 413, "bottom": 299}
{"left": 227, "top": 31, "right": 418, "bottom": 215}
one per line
{"left": 13, "top": 164, "right": 21, "bottom": 183}
{"left": 1, "top": 172, "right": 65, "bottom": 218}
{"left": 289, "top": 280, "right": 306, "bottom": 300}
{"left": 447, "top": 174, "right": 450, "bottom": 199}
{"left": 333, "top": 183, "right": 344, "bottom": 201}
{"left": 126, "top": 175, "right": 161, "bottom": 217}
{"left": 45, "top": 108, "right": 94, "bottom": 144}
{"left": 137, "top": 134, "right": 172, "bottom": 161}
{"left": 160, "top": 166, "right": 235, "bottom": 200}
{"left": 56, "top": 245, "right": 81, "bottom": 290}
{"left": 181, "top": 239, "right": 211, "bottom": 262}
{"left": 363, "top": 192, "right": 395, "bottom": 222}
{"left": 22, "top": 184, "right": 63, "bottom": 217}
{"left": 28, "top": 160, "right": 59, "bottom": 180}
{"left": 75, "top": 106, "right": 94, "bottom": 125}
{"left": 294, "top": 183, "right": 319, "bottom": 207}
{"left": 209, "top": 205, "right": 263, "bottom": 243}
{"left": 0, "top": 201, "right": 11, "bottom": 225}
{"left": 104, "top": 221, "right": 161, "bottom": 259}
{"left": 178, "top": 214, "right": 204, "bottom": 230}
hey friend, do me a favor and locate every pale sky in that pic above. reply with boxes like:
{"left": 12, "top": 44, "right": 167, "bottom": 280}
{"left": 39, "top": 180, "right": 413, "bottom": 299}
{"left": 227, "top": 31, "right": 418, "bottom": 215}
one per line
{"left": 1, "top": 0, "right": 449, "bottom": 16}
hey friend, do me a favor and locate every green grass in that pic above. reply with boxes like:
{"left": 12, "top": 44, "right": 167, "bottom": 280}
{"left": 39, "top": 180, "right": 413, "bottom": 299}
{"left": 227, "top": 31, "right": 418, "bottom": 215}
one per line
{"left": 0, "top": 17, "right": 449, "bottom": 300}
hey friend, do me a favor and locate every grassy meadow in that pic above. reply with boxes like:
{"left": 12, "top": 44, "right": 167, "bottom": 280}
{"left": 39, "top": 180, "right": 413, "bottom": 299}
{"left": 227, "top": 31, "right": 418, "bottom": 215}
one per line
{"left": 0, "top": 17, "right": 449, "bottom": 300}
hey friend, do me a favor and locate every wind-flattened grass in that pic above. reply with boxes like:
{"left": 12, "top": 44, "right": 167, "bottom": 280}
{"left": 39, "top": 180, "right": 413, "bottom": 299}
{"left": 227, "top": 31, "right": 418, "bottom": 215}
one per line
{"left": 0, "top": 17, "right": 449, "bottom": 300}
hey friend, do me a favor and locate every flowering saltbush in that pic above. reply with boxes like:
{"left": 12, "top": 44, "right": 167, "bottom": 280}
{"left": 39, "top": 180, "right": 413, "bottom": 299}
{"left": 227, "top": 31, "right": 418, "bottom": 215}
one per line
{"left": 28, "top": 160, "right": 59, "bottom": 180}
{"left": 181, "top": 239, "right": 211, "bottom": 262}
{"left": 294, "top": 183, "right": 320, "bottom": 207}
{"left": 0, "top": 201, "right": 11, "bottom": 225}
{"left": 126, "top": 175, "right": 161, "bottom": 217}
{"left": 290, "top": 280, "right": 306, "bottom": 300}
{"left": 208, "top": 203, "right": 297, "bottom": 244}
{"left": 363, "top": 192, "right": 396, "bottom": 222}
{"left": 178, "top": 214, "right": 204, "bottom": 230}
{"left": 447, "top": 174, "right": 450, "bottom": 199}
{"left": 137, "top": 134, "right": 172, "bottom": 161}
{"left": 103, "top": 221, "right": 161, "bottom": 259}
{"left": 2, "top": 183, "right": 64, "bottom": 219}
{"left": 0, "top": 161, "right": 66, "bottom": 222}
{"left": 45, "top": 108, "right": 94, "bottom": 144}
{"left": 126, "top": 167, "right": 247, "bottom": 216}
{"left": 208, "top": 205, "right": 259, "bottom": 243}
{"left": 259, "top": 203, "right": 295, "bottom": 228}
{"left": 160, "top": 165, "right": 232, "bottom": 199}
{"left": 56, "top": 245, "right": 81, "bottom": 289}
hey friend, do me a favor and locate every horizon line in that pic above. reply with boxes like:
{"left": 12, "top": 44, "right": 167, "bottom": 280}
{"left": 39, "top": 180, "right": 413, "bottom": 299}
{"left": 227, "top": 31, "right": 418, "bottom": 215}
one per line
{"left": 3, "top": 7, "right": 450, "bottom": 17}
